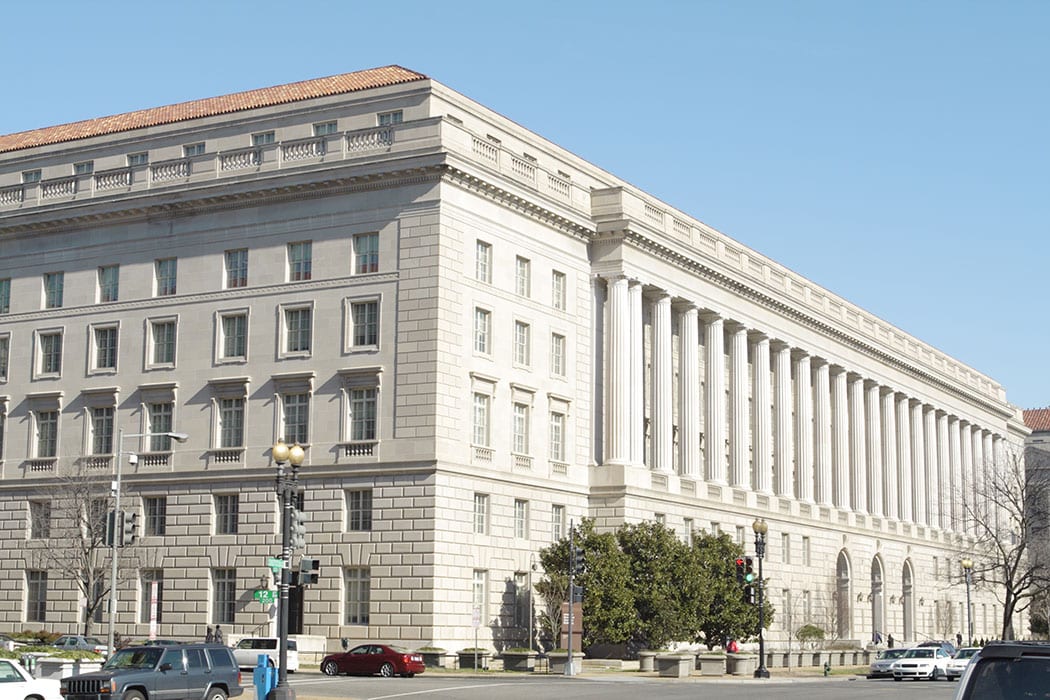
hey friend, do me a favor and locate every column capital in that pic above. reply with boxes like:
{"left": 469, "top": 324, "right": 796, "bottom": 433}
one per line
{"left": 725, "top": 319, "right": 749, "bottom": 333}
{"left": 770, "top": 339, "right": 792, "bottom": 352}
{"left": 791, "top": 347, "right": 810, "bottom": 361}
{"left": 748, "top": 330, "right": 770, "bottom": 343}
{"left": 810, "top": 355, "right": 831, "bottom": 368}
{"left": 699, "top": 310, "right": 723, "bottom": 324}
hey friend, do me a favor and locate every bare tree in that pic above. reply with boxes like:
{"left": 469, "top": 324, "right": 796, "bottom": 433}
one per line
{"left": 960, "top": 448, "right": 1050, "bottom": 640}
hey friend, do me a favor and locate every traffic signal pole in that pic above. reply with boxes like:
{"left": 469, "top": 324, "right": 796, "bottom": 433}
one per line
{"left": 566, "top": 526, "right": 575, "bottom": 677}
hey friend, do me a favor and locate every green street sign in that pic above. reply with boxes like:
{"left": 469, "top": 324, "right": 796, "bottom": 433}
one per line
{"left": 253, "top": 589, "right": 277, "bottom": 604}
{"left": 266, "top": 556, "right": 286, "bottom": 573}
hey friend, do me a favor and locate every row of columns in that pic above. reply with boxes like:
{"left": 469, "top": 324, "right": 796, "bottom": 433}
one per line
{"left": 603, "top": 276, "right": 1006, "bottom": 531}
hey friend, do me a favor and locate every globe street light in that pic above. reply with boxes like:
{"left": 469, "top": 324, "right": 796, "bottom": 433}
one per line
{"left": 752, "top": 518, "right": 770, "bottom": 679}
{"left": 961, "top": 558, "right": 974, "bottom": 646}
{"left": 269, "top": 440, "right": 305, "bottom": 700}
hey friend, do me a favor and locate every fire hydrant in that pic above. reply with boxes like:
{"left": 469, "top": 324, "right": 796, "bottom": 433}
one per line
{"left": 823, "top": 660, "right": 831, "bottom": 677}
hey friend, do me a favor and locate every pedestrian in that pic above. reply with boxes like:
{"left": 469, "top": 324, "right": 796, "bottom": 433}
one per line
{"left": 873, "top": 630, "right": 883, "bottom": 645}
{"left": 887, "top": 633, "right": 895, "bottom": 648}
{"left": 956, "top": 632, "right": 963, "bottom": 648}
{"left": 727, "top": 639, "right": 739, "bottom": 653}
{"left": 214, "top": 625, "right": 224, "bottom": 645}
{"left": 205, "top": 626, "right": 214, "bottom": 643}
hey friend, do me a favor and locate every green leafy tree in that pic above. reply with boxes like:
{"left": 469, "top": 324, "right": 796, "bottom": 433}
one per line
{"left": 691, "top": 532, "right": 772, "bottom": 649}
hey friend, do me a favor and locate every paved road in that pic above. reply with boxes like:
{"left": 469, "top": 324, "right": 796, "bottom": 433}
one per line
{"left": 271, "top": 673, "right": 959, "bottom": 700}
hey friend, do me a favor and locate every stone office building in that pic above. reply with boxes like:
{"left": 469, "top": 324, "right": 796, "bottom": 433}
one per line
{"left": 0, "top": 65, "right": 1028, "bottom": 650}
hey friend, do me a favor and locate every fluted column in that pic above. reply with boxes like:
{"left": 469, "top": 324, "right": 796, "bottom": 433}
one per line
{"left": 795, "top": 352, "right": 814, "bottom": 503}
{"left": 881, "top": 389, "right": 899, "bottom": 520}
{"left": 983, "top": 431, "right": 995, "bottom": 530}
{"left": 910, "top": 401, "right": 927, "bottom": 525}
{"left": 773, "top": 342, "right": 794, "bottom": 498}
{"left": 936, "top": 411, "right": 950, "bottom": 530}
{"left": 605, "top": 276, "right": 631, "bottom": 464}
{"left": 865, "top": 381, "right": 883, "bottom": 516}
{"left": 678, "top": 306, "right": 701, "bottom": 476}
{"left": 831, "top": 366, "right": 850, "bottom": 509}
{"left": 849, "top": 374, "right": 868, "bottom": 514}
{"left": 924, "top": 407, "right": 939, "bottom": 528}
{"left": 729, "top": 324, "right": 750, "bottom": 488}
{"left": 896, "top": 394, "right": 913, "bottom": 523}
{"left": 629, "top": 281, "right": 644, "bottom": 465}
{"left": 949, "top": 417, "right": 962, "bottom": 532}
{"left": 960, "top": 422, "right": 973, "bottom": 531}
{"left": 752, "top": 335, "right": 773, "bottom": 494}
{"left": 703, "top": 314, "right": 727, "bottom": 484}
{"left": 652, "top": 293, "right": 673, "bottom": 471}
{"left": 970, "top": 426, "right": 984, "bottom": 524}
{"left": 813, "top": 359, "right": 833, "bottom": 505}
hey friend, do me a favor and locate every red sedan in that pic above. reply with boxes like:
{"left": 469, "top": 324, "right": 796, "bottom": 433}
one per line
{"left": 321, "top": 644, "right": 425, "bottom": 678}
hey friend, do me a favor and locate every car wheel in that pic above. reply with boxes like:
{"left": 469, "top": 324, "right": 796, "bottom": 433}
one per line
{"left": 205, "top": 689, "right": 227, "bottom": 700}
{"left": 124, "top": 692, "right": 147, "bottom": 700}
{"left": 932, "top": 668, "right": 942, "bottom": 681}
{"left": 322, "top": 660, "right": 340, "bottom": 676}
{"left": 380, "top": 662, "right": 395, "bottom": 678}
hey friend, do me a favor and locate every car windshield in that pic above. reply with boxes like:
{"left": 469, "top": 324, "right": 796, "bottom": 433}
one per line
{"left": 904, "top": 649, "right": 934, "bottom": 658}
{"left": 103, "top": 648, "right": 163, "bottom": 670}
{"left": 879, "top": 649, "right": 908, "bottom": 659}
{"left": 954, "top": 648, "right": 978, "bottom": 659}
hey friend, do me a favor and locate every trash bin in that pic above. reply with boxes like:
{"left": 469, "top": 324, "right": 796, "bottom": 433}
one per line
{"left": 253, "top": 654, "right": 276, "bottom": 699}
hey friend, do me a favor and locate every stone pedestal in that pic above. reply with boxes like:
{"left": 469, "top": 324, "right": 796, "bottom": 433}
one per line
{"left": 697, "top": 653, "right": 726, "bottom": 676}
{"left": 547, "top": 653, "right": 582, "bottom": 675}
{"left": 500, "top": 651, "right": 537, "bottom": 672}
{"left": 727, "top": 653, "right": 757, "bottom": 676}
{"left": 656, "top": 654, "right": 693, "bottom": 678}
{"left": 638, "top": 650, "right": 657, "bottom": 672}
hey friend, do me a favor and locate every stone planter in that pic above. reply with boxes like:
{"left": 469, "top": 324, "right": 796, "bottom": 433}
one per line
{"left": 697, "top": 653, "right": 726, "bottom": 676}
{"left": 500, "top": 651, "right": 537, "bottom": 672}
{"left": 656, "top": 654, "right": 693, "bottom": 678}
{"left": 418, "top": 651, "right": 449, "bottom": 669}
{"left": 638, "top": 650, "right": 657, "bottom": 672}
{"left": 34, "top": 658, "right": 103, "bottom": 680}
{"left": 727, "top": 653, "right": 757, "bottom": 676}
{"left": 457, "top": 651, "right": 490, "bottom": 670}
{"left": 547, "top": 652, "right": 582, "bottom": 675}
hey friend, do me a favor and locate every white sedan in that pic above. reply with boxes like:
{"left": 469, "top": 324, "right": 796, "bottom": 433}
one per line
{"left": 891, "top": 646, "right": 952, "bottom": 680}
{"left": 0, "top": 658, "right": 61, "bottom": 700}
{"left": 946, "top": 646, "right": 980, "bottom": 680}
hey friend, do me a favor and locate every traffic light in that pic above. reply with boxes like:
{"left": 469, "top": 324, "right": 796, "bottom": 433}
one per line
{"left": 735, "top": 558, "right": 745, "bottom": 584}
{"left": 744, "top": 584, "right": 756, "bottom": 605}
{"left": 300, "top": 557, "right": 320, "bottom": 585}
{"left": 571, "top": 584, "right": 584, "bottom": 603}
{"left": 290, "top": 508, "right": 306, "bottom": 550}
{"left": 122, "top": 510, "right": 139, "bottom": 546}
{"left": 106, "top": 509, "right": 121, "bottom": 547}
{"left": 570, "top": 546, "right": 585, "bottom": 578}
{"left": 744, "top": 557, "right": 755, "bottom": 584}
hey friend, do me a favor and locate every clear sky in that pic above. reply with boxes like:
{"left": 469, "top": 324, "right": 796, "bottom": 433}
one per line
{"left": 3, "top": 1, "right": 1047, "bottom": 409}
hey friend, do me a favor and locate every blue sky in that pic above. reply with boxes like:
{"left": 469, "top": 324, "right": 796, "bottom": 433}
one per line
{"left": 3, "top": 1, "right": 1047, "bottom": 409}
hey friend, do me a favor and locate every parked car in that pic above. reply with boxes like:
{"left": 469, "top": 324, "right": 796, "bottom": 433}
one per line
{"left": 60, "top": 643, "right": 242, "bottom": 700}
{"left": 892, "top": 646, "right": 952, "bottom": 681}
{"left": 0, "top": 657, "right": 61, "bottom": 700}
{"left": 52, "top": 635, "right": 108, "bottom": 655}
{"left": 231, "top": 637, "right": 298, "bottom": 672}
{"left": 946, "top": 646, "right": 980, "bottom": 680}
{"left": 868, "top": 647, "right": 911, "bottom": 678}
{"left": 320, "top": 644, "right": 425, "bottom": 678}
{"left": 952, "top": 641, "right": 1050, "bottom": 699}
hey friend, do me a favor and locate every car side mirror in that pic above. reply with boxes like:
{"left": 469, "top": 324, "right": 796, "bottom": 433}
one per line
{"left": 160, "top": 663, "right": 172, "bottom": 672}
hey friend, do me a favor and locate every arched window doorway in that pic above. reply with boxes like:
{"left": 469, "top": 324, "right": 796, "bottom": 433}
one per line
{"left": 836, "top": 551, "right": 851, "bottom": 639}
{"left": 871, "top": 556, "right": 885, "bottom": 642}
{"left": 902, "top": 560, "right": 914, "bottom": 641}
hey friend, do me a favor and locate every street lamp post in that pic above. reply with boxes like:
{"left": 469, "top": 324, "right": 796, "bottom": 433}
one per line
{"left": 961, "top": 558, "right": 974, "bottom": 646}
{"left": 269, "top": 440, "right": 305, "bottom": 700}
{"left": 108, "top": 429, "right": 189, "bottom": 656}
{"left": 753, "top": 518, "right": 770, "bottom": 679}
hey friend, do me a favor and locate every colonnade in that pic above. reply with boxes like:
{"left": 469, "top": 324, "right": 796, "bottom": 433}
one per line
{"left": 602, "top": 276, "right": 1006, "bottom": 532}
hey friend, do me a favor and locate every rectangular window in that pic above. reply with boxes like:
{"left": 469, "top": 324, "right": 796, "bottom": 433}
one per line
{"left": 37, "top": 410, "right": 58, "bottom": 458}
{"left": 550, "top": 334, "right": 566, "bottom": 377}
{"left": 353, "top": 233, "right": 379, "bottom": 274}
{"left": 144, "top": 497, "right": 167, "bottom": 536}
{"left": 0, "top": 335, "right": 8, "bottom": 381}
{"left": 252, "top": 131, "right": 275, "bottom": 146}
{"left": 183, "top": 142, "right": 206, "bottom": 157}
{"left": 151, "top": 320, "right": 176, "bottom": 365}
{"left": 683, "top": 518, "right": 694, "bottom": 545}
{"left": 313, "top": 121, "right": 338, "bottom": 136}
{"left": 472, "top": 569, "right": 486, "bottom": 617}
{"left": 552, "top": 505, "right": 565, "bottom": 542}
{"left": 514, "top": 499, "right": 529, "bottom": 539}
{"left": 552, "top": 271, "right": 567, "bottom": 310}
{"left": 213, "top": 569, "right": 236, "bottom": 624}
{"left": 155, "top": 258, "right": 177, "bottom": 296}
{"left": 514, "top": 571, "right": 528, "bottom": 628}
{"left": 39, "top": 332, "right": 62, "bottom": 375}
{"left": 472, "top": 393, "right": 490, "bottom": 447}
{"left": 98, "top": 265, "right": 119, "bottom": 303}
{"left": 351, "top": 301, "right": 379, "bottom": 347}
{"left": 140, "top": 570, "right": 164, "bottom": 623}
{"left": 221, "top": 313, "right": 247, "bottom": 359}
{"left": 655, "top": 513, "right": 666, "bottom": 526}
{"left": 23, "top": 169, "right": 42, "bottom": 184}
{"left": 515, "top": 256, "right": 531, "bottom": 297}
{"left": 475, "top": 241, "right": 492, "bottom": 283}
{"left": 378, "top": 110, "right": 403, "bottom": 126}
{"left": 148, "top": 403, "right": 174, "bottom": 451}
{"left": 224, "top": 249, "right": 248, "bottom": 289}
{"left": 345, "top": 567, "right": 370, "bottom": 625}
{"left": 473, "top": 493, "right": 488, "bottom": 535}
{"left": 285, "top": 307, "right": 312, "bottom": 353}
{"left": 736, "top": 525, "right": 746, "bottom": 546}
{"left": 74, "top": 161, "right": 94, "bottom": 175}
{"left": 0, "top": 278, "right": 9, "bottom": 313}
{"left": 781, "top": 533, "right": 791, "bottom": 564}
{"left": 473, "top": 308, "right": 491, "bottom": 354}
{"left": 94, "top": 326, "right": 118, "bottom": 370}
{"left": 44, "top": 272, "right": 64, "bottom": 308}
{"left": 346, "top": 490, "right": 373, "bottom": 531}
{"left": 282, "top": 393, "right": 309, "bottom": 445}
{"left": 514, "top": 321, "right": 530, "bottom": 365}
{"left": 802, "top": 536, "right": 811, "bottom": 567}
{"left": 128, "top": 152, "right": 149, "bottom": 167}
{"left": 27, "top": 571, "right": 47, "bottom": 622}
{"left": 215, "top": 495, "right": 239, "bottom": 535}
{"left": 219, "top": 398, "right": 244, "bottom": 448}
{"left": 549, "top": 411, "right": 565, "bottom": 462}
{"left": 288, "top": 242, "right": 312, "bottom": 281}
{"left": 30, "top": 502, "right": 51, "bottom": 539}
{"left": 91, "top": 407, "right": 114, "bottom": 455}
{"left": 349, "top": 388, "right": 377, "bottom": 441}
{"left": 513, "top": 403, "right": 530, "bottom": 454}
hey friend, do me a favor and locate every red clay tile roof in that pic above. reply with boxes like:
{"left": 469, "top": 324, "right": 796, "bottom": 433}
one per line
{"left": 1024, "top": 408, "right": 1050, "bottom": 432}
{"left": 0, "top": 65, "right": 427, "bottom": 154}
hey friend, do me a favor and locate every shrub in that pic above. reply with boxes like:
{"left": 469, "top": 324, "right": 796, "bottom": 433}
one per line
{"left": 795, "top": 624, "right": 826, "bottom": 649}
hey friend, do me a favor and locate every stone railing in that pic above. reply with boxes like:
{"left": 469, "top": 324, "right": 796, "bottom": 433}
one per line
{"left": 219, "top": 148, "right": 260, "bottom": 171}
{"left": 342, "top": 441, "right": 376, "bottom": 457}
{"left": 94, "top": 168, "right": 132, "bottom": 191}
{"left": 281, "top": 137, "right": 326, "bottom": 162}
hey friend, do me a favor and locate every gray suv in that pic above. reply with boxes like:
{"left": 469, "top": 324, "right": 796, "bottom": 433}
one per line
{"left": 952, "top": 641, "right": 1050, "bottom": 699}
{"left": 60, "top": 643, "right": 243, "bottom": 700}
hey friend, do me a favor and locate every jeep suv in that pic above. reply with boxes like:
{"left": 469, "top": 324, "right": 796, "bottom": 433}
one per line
{"left": 953, "top": 641, "right": 1050, "bottom": 699}
{"left": 60, "top": 643, "right": 242, "bottom": 700}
